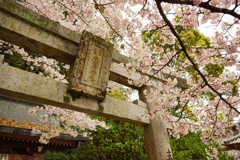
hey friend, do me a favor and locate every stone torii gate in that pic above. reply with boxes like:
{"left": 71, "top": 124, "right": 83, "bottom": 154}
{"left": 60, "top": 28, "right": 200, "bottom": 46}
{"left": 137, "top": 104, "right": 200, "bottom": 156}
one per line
{"left": 0, "top": 0, "right": 186, "bottom": 159}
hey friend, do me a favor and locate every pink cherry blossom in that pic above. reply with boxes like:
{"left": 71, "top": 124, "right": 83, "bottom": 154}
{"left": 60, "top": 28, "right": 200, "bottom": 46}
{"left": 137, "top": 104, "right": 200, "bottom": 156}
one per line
{"left": 193, "top": 0, "right": 202, "bottom": 6}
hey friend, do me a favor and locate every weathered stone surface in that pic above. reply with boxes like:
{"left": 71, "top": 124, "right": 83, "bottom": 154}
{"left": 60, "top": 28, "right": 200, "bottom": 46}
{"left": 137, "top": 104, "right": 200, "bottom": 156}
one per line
{"left": 0, "top": 96, "right": 45, "bottom": 124}
{"left": 112, "top": 50, "right": 138, "bottom": 68}
{"left": 139, "top": 86, "right": 173, "bottom": 160}
{"left": 0, "top": 0, "right": 80, "bottom": 43}
{"left": 0, "top": 0, "right": 78, "bottom": 64}
{"left": 68, "top": 31, "right": 113, "bottom": 100}
{"left": 0, "top": 64, "right": 150, "bottom": 125}
{"left": 0, "top": 54, "right": 4, "bottom": 63}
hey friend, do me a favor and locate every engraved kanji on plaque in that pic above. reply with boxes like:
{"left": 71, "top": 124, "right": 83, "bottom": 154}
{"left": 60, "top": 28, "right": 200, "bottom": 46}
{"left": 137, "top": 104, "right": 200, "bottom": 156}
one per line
{"left": 68, "top": 30, "right": 113, "bottom": 100}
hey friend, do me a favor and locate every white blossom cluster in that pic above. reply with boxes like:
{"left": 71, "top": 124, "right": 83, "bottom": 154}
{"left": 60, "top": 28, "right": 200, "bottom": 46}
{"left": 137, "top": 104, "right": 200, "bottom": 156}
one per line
{"left": 28, "top": 105, "right": 108, "bottom": 144}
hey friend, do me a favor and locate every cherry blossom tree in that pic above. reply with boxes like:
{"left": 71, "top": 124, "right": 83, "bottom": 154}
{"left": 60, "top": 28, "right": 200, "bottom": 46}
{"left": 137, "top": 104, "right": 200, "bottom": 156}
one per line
{"left": 10, "top": 0, "right": 240, "bottom": 158}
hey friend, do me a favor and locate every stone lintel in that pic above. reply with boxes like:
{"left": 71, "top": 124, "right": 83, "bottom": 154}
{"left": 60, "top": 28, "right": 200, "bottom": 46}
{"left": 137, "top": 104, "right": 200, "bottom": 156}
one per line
{"left": 0, "top": 0, "right": 80, "bottom": 43}
{"left": 0, "top": 0, "right": 78, "bottom": 64}
{"left": 0, "top": 64, "right": 150, "bottom": 125}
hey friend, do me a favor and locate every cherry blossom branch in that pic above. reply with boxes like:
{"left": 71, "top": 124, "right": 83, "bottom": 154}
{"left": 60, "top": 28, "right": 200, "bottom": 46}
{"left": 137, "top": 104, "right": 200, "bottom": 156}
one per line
{"left": 146, "top": 50, "right": 182, "bottom": 82}
{"left": 19, "top": 1, "right": 47, "bottom": 16}
{"left": 97, "top": 2, "right": 115, "bottom": 6}
{"left": 211, "top": 98, "right": 220, "bottom": 133}
{"left": 224, "top": 19, "right": 240, "bottom": 35}
{"left": 158, "top": 0, "right": 240, "bottom": 19}
{"left": 176, "top": 100, "right": 190, "bottom": 122}
{"left": 155, "top": 0, "right": 240, "bottom": 114}
{"left": 127, "top": 0, "right": 148, "bottom": 30}
{"left": 56, "top": 1, "right": 91, "bottom": 27}
{"left": 150, "top": 21, "right": 168, "bottom": 31}
{"left": 214, "top": 14, "right": 224, "bottom": 30}
{"left": 233, "top": 0, "right": 240, "bottom": 10}
{"left": 93, "top": 0, "right": 137, "bottom": 50}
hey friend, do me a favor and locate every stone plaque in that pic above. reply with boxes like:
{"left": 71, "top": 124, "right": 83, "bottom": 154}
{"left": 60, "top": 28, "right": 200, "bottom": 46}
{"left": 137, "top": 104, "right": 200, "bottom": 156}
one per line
{"left": 68, "top": 30, "right": 113, "bottom": 100}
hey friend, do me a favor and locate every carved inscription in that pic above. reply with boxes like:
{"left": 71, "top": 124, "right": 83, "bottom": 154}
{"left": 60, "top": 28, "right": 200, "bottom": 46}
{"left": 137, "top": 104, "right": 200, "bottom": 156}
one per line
{"left": 81, "top": 43, "right": 104, "bottom": 88}
{"left": 68, "top": 30, "right": 113, "bottom": 100}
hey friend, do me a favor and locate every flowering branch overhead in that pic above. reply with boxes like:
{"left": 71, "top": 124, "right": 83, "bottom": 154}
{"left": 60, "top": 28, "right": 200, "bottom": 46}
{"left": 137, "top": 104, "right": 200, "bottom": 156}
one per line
{"left": 159, "top": 0, "right": 240, "bottom": 19}
{"left": 155, "top": 0, "right": 240, "bottom": 114}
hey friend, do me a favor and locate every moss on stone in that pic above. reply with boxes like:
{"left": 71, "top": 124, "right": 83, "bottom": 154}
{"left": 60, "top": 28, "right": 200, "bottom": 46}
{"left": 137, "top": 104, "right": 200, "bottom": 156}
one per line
{"left": 63, "top": 96, "right": 71, "bottom": 103}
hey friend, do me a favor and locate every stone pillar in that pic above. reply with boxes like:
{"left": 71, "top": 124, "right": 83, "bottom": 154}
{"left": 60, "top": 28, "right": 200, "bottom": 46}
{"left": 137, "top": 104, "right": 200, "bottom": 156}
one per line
{"left": 0, "top": 54, "right": 4, "bottom": 63}
{"left": 139, "top": 86, "right": 173, "bottom": 160}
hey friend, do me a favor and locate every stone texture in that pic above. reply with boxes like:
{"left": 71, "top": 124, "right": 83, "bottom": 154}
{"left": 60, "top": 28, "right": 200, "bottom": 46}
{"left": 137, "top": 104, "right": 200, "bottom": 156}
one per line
{"left": 0, "top": 0, "right": 78, "bottom": 64}
{"left": 0, "top": 0, "right": 80, "bottom": 43}
{"left": 68, "top": 31, "right": 113, "bottom": 100}
{"left": 0, "top": 96, "right": 53, "bottom": 125}
{"left": 139, "top": 86, "right": 173, "bottom": 160}
{"left": 0, "top": 54, "right": 4, "bottom": 64}
{"left": 0, "top": 64, "right": 150, "bottom": 125}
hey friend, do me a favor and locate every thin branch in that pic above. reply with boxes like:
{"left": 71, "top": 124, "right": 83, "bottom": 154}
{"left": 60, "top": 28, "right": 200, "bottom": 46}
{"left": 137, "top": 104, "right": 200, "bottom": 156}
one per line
{"left": 145, "top": 50, "right": 182, "bottom": 82}
{"left": 176, "top": 100, "right": 190, "bottom": 122}
{"left": 57, "top": 1, "right": 90, "bottom": 27}
{"left": 98, "top": 2, "right": 115, "bottom": 6}
{"left": 224, "top": 19, "right": 240, "bottom": 35}
{"left": 158, "top": 0, "right": 240, "bottom": 19}
{"left": 233, "top": 0, "right": 240, "bottom": 10}
{"left": 150, "top": 19, "right": 168, "bottom": 30}
{"left": 210, "top": 98, "right": 221, "bottom": 138}
{"left": 93, "top": 0, "right": 137, "bottom": 50}
{"left": 214, "top": 14, "right": 224, "bottom": 30}
{"left": 20, "top": 1, "right": 47, "bottom": 17}
{"left": 127, "top": 0, "right": 148, "bottom": 30}
{"left": 155, "top": 0, "right": 240, "bottom": 114}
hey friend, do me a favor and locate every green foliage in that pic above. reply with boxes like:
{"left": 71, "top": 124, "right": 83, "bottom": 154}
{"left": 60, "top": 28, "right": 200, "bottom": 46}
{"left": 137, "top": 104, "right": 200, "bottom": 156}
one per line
{"left": 0, "top": 43, "right": 31, "bottom": 71}
{"left": 43, "top": 122, "right": 145, "bottom": 160}
{"left": 108, "top": 88, "right": 130, "bottom": 101}
{"left": 180, "top": 28, "right": 211, "bottom": 48}
{"left": 74, "top": 88, "right": 145, "bottom": 160}
{"left": 141, "top": 27, "right": 213, "bottom": 81}
{"left": 169, "top": 103, "right": 198, "bottom": 122}
{"left": 75, "top": 122, "right": 146, "bottom": 160}
{"left": 222, "top": 80, "right": 239, "bottom": 96}
{"left": 170, "top": 132, "right": 207, "bottom": 160}
{"left": 170, "top": 132, "right": 234, "bottom": 160}
{"left": 63, "top": 96, "right": 70, "bottom": 103}
{"left": 204, "top": 63, "right": 224, "bottom": 78}
{"left": 43, "top": 130, "right": 234, "bottom": 160}
{"left": 43, "top": 150, "right": 78, "bottom": 160}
